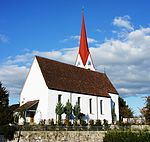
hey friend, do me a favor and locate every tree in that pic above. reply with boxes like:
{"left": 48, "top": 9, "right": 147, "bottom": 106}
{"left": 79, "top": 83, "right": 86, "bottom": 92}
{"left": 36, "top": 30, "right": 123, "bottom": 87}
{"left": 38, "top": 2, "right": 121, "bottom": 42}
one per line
{"left": 73, "top": 102, "right": 80, "bottom": 121}
{"left": 141, "top": 96, "right": 150, "bottom": 124}
{"left": 64, "top": 99, "right": 72, "bottom": 120}
{"left": 119, "top": 97, "right": 134, "bottom": 121}
{"left": 55, "top": 101, "right": 64, "bottom": 125}
{"left": 0, "top": 81, "right": 16, "bottom": 140}
{"left": 0, "top": 81, "right": 9, "bottom": 125}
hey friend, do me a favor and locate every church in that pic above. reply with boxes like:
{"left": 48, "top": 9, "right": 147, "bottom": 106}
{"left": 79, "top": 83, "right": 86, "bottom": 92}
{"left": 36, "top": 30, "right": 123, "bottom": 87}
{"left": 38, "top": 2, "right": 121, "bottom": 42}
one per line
{"left": 18, "top": 13, "right": 119, "bottom": 124}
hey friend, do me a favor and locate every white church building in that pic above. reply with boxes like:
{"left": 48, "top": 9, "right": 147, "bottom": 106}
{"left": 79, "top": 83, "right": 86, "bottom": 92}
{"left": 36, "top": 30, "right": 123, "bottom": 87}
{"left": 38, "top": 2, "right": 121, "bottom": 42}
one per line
{"left": 18, "top": 13, "right": 119, "bottom": 124}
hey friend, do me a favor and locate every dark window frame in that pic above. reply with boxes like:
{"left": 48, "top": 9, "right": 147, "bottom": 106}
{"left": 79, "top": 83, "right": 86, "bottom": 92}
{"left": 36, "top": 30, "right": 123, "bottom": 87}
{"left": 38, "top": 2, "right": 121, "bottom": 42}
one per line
{"left": 100, "top": 100, "right": 103, "bottom": 115}
{"left": 58, "top": 94, "right": 62, "bottom": 103}
{"left": 89, "top": 98, "right": 92, "bottom": 114}
{"left": 78, "top": 97, "right": 80, "bottom": 106}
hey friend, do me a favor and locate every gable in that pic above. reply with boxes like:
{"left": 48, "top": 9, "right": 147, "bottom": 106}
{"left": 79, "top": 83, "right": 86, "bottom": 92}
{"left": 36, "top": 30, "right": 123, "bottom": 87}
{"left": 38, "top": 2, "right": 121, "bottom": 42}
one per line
{"left": 36, "top": 56, "right": 118, "bottom": 97}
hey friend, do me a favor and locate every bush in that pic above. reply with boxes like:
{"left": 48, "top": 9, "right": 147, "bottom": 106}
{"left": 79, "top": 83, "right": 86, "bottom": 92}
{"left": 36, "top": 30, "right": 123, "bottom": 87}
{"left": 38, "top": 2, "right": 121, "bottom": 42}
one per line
{"left": 89, "top": 119, "right": 94, "bottom": 126}
{"left": 73, "top": 120, "right": 79, "bottom": 126}
{"left": 48, "top": 119, "right": 54, "bottom": 126}
{"left": 103, "top": 119, "right": 110, "bottom": 130}
{"left": 0, "top": 125, "right": 18, "bottom": 140}
{"left": 80, "top": 119, "right": 87, "bottom": 126}
{"left": 103, "top": 131, "right": 150, "bottom": 142}
{"left": 95, "top": 119, "right": 103, "bottom": 131}
{"left": 64, "top": 119, "right": 72, "bottom": 126}
{"left": 95, "top": 119, "right": 102, "bottom": 126}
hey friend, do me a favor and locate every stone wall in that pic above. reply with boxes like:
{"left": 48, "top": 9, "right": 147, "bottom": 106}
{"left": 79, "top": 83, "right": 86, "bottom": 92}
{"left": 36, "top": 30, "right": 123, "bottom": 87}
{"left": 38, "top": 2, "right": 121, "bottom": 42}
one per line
{"left": 10, "top": 131, "right": 105, "bottom": 142}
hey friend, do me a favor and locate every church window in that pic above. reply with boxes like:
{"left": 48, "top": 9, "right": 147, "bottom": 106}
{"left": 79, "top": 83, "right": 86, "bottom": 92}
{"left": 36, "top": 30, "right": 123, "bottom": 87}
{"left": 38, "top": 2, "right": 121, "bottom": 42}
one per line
{"left": 100, "top": 100, "right": 103, "bottom": 114}
{"left": 89, "top": 99, "right": 92, "bottom": 114}
{"left": 58, "top": 95, "right": 62, "bottom": 103}
{"left": 78, "top": 97, "right": 80, "bottom": 106}
{"left": 88, "top": 61, "right": 91, "bottom": 65}
{"left": 78, "top": 61, "right": 80, "bottom": 65}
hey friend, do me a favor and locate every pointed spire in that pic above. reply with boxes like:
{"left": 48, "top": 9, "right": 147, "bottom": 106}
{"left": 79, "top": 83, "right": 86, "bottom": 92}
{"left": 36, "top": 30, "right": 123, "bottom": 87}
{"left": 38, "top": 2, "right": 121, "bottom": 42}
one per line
{"left": 79, "top": 10, "right": 90, "bottom": 65}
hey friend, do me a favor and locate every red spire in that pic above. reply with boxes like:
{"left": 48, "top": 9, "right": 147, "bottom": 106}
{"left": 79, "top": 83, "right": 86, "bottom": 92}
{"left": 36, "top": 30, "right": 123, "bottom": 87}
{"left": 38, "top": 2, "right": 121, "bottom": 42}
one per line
{"left": 79, "top": 12, "right": 90, "bottom": 65}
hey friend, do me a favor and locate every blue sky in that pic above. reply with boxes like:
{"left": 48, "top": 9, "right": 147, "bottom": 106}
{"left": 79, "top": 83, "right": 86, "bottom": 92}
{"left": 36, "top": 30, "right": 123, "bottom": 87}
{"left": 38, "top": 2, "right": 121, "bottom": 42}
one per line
{"left": 0, "top": 0, "right": 150, "bottom": 116}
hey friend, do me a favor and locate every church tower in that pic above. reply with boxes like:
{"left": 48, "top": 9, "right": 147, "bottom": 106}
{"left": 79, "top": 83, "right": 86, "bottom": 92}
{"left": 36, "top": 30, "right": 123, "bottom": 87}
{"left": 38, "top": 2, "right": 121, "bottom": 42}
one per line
{"left": 75, "top": 11, "right": 95, "bottom": 71}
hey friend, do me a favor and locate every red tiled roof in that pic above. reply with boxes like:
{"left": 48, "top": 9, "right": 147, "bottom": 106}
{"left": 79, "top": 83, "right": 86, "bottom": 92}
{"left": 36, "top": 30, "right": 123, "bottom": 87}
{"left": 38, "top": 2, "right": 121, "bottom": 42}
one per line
{"left": 36, "top": 56, "right": 118, "bottom": 97}
{"left": 16, "top": 100, "right": 39, "bottom": 111}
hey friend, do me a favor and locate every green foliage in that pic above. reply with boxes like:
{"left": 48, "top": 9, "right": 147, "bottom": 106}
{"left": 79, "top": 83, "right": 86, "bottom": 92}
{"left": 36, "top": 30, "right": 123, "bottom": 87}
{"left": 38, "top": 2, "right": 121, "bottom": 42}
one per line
{"left": 119, "top": 97, "right": 134, "bottom": 120}
{"left": 89, "top": 119, "right": 94, "bottom": 126}
{"left": 103, "top": 131, "right": 150, "bottom": 142}
{"left": 80, "top": 119, "right": 87, "bottom": 126}
{"left": 64, "top": 119, "right": 72, "bottom": 126}
{"left": 103, "top": 119, "right": 110, "bottom": 130}
{"left": 73, "top": 120, "right": 79, "bottom": 126}
{"left": 73, "top": 102, "right": 80, "bottom": 120}
{"left": 0, "top": 82, "right": 10, "bottom": 126}
{"left": 0, "top": 125, "right": 18, "bottom": 141}
{"left": 141, "top": 96, "right": 150, "bottom": 124}
{"left": 95, "top": 119, "right": 102, "bottom": 126}
{"left": 55, "top": 101, "right": 64, "bottom": 125}
{"left": 64, "top": 100, "right": 72, "bottom": 120}
{"left": 0, "top": 82, "right": 9, "bottom": 107}
{"left": 0, "top": 82, "right": 16, "bottom": 140}
{"left": 48, "top": 119, "right": 54, "bottom": 126}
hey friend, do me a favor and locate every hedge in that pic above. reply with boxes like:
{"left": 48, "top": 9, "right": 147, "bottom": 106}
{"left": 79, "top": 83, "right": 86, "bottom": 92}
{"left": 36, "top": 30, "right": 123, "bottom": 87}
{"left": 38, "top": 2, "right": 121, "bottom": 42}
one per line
{"left": 103, "top": 131, "right": 150, "bottom": 142}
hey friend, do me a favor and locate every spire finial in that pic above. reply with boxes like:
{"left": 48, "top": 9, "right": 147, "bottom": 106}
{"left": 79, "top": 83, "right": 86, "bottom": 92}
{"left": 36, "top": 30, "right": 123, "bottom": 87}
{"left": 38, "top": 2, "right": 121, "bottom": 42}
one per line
{"left": 82, "top": 6, "right": 84, "bottom": 15}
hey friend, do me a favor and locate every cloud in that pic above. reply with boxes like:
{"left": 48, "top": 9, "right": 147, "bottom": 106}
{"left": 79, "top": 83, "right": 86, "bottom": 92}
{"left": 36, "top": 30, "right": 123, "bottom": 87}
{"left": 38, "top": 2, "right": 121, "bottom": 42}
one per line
{"left": 0, "top": 47, "right": 78, "bottom": 103}
{"left": 1, "top": 16, "right": 150, "bottom": 104}
{"left": 96, "top": 29, "right": 102, "bottom": 33}
{"left": 0, "top": 64, "right": 29, "bottom": 100}
{"left": 62, "top": 35, "right": 98, "bottom": 44}
{"left": 0, "top": 34, "right": 8, "bottom": 43}
{"left": 113, "top": 16, "right": 134, "bottom": 30}
{"left": 91, "top": 27, "right": 150, "bottom": 97}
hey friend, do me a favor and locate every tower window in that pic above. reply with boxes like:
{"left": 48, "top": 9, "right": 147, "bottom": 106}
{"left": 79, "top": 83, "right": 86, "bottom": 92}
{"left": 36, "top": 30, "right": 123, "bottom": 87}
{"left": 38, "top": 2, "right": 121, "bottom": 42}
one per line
{"left": 78, "top": 97, "right": 80, "bottom": 106}
{"left": 89, "top": 99, "right": 92, "bottom": 114}
{"left": 88, "top": 61, "right": 91, "bottom": 65}
{"left": 58, "top": 94, "right": 62, "bottom": 103}
{"left": 100, "top": 100, "right": 103, "bottom": 114}
{"left": 78, "top": 61, "right": 80, "bottom": 65}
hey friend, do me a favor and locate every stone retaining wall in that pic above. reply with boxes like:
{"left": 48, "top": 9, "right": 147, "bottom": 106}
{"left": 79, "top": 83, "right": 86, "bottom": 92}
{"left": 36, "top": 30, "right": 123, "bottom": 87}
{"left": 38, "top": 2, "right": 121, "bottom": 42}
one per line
{"left": 10, "top": 131, "right": 105, "bottom": 142}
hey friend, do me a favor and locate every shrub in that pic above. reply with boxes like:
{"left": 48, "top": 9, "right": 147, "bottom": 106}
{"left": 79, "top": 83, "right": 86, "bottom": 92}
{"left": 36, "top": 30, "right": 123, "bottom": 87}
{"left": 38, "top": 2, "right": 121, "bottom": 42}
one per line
{"left": 103, "top": 119, "right": 110, "bottom": 130}
{"left": 103, "top": 131, "right": 150, "bottom": 142}
{"left": 89, "top": 119, "right": 94, "bottom": 126}
{"left": 80, "top": 119, "right": 87, "bottom": 126}
{"left": 73, "top": 120, "right": 79, "bottom": 126}
{"left": 64, "top": 119, "right": 71, "bottom": 126}
{"left": 0, "top": 125, "right": 18, "bottom": 141}
{"left": 95, "top": 119, "right": 103, "bottom": 131}
{"left": 95, "top": 119, "right": 102, "bottom": 126}
{"left": 49, "top": 119, "right": 54, "bottom": 126}
{"left": 39, "top": 119, "right": 45, "bottom": 125}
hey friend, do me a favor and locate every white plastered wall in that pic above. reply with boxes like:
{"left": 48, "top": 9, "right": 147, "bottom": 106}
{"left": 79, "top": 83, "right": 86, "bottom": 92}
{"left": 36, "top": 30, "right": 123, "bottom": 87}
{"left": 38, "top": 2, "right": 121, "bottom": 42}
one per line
{"left": 47, "top": 89, "right": 112, "bottom": 123}
{"left": 109, "top": 93, "right": 119, "bottom": 121}
{"left": 97, "top": 97, "right": 112, "bottom": 124}
{"left": 20, "top": 58, "right": 49, "bottom": 121}
{"left": 75, "top": 54, "right": 95, "bottom": 71}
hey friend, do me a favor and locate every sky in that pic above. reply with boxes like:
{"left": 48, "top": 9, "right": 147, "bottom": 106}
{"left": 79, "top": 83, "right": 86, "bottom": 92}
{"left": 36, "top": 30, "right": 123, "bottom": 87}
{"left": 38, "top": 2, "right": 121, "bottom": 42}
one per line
{"left": 0, "top": 0, "right": 150, "bottom": 116}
